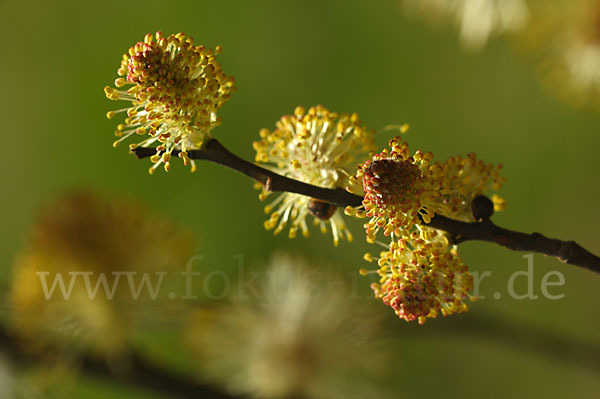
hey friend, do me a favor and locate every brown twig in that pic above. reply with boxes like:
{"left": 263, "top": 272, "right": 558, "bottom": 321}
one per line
{"left": 134, "top": 140, "right": 362, "bottom": 208}
{"left": 133, "top": 139, "right": 600, "bottom": 274}
{"left": 423, "top": 216, "right": 600, "bottom": 274}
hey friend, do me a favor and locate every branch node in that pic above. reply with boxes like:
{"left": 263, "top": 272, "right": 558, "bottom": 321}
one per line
{"left": 558, "top": 240, "right": 578, "bottom": 263}
{"left": 264, "top": 177, "right": 273, "bottom": 192}
{"left": 471, "top": 195, "right": 494, "bottom": 221}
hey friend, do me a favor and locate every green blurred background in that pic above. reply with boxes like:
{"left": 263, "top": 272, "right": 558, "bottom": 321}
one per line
{"left": 1, "top": 0, "right": 599, "bottom": 397}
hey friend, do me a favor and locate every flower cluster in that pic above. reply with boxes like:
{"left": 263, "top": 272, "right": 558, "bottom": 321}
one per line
{"left": 254, "top": 105, "right": 376, "bottom": 245}
{"left": 345, "top": 135, "right": 504, "bottom": 322}
{"left": 346, "top": 137, "right": 448, "bottom": 242}
{"left": 520, "top": 0, "right": 600, "bottom": 106}
{"left": 186, "top": 253, "right": 390, "bottom": 399}
{"left": 436, "top": 153, "right": 506, "bottom": 221}
{"left": 9, "top": 191, "right": 194, "bottom": 356}
{"left": 347, "top": 136, "right": 506, "bottom": 237}
{"left": 105, "top": 31, "right": 235, "bottom": 174}
{"left": 363, "top": 229, "right": 474, "bottom": 324}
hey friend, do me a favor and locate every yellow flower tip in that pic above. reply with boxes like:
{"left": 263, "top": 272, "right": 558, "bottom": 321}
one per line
{"left": 264, "top": 205, "right": 273, "bottom": 214}
{"left": 112, "top": 140, "right": 120, "bottom": 148}
{"left": 179, "top": 151, "right": 190, "bottom": 166}
{"left": 164, "top": 162, "right": 171, "bottom": 172}
{"left": 363, "top": 253, "right": 374, "bottom": 262}
{"left": 150, "top": 154, "right": 160, "bottom": 163}
{"left": 259, "top": 128, "right": 270, "bottom": 139}
{"left": 258, "top": 192, "right": 268, "bottom": 201}
{"left": 148, "top": 166, "right": 156, "bottom": 175}
{"left": 421, "top": 213, "right": 432, "bottom": 224}
{"left": 106, "top": 111, "right": 116, "bottom": 119}
{"left": 492, "top": 194, "right": 507, "bottom": 212}
{"left": 320, "top": 224, "right": 327, "bottom": 234}
{"left": 104, "top": 86, "right": 118, "bottom": 99}
{"left": 359, "top": 268, "right": 370, "bottom": 276}
{"left": 347, "top": 232, "right": 353, "bottom": 242}
{"left": 128, "top": 144, "right": 138, "bottom": 150}
{"left": 114, "top": 77, "right": 126, "bottom": 88}
{"left": 344, "top": 206, "right": 356, "bottom": 216}
{"left": 400, "top": 123, "right": 410, "bottom": 133}
{"left": 291, "top": 159, "right": 302, "bottom": 169}
{"left": 302, "top": 229, "right": 310, "bottom": 238}
{"left": 333, "top": 238, "right": 339, "bottom": 247}
{"left": 215, "top": 45, "right": 223, "bottom": 54}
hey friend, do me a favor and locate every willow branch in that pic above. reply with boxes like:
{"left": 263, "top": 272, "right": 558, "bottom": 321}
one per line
{"left": 133, "top": 139, "right": 600, "bottom": 274}
{"left": 134, "top": 140, "right": 361, "bottom": 208}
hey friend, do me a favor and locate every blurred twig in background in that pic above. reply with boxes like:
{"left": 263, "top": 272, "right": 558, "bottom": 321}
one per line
{"left": 397, "top": 314, "right": 600, "bottom": 372}
{"left": 1, "top": 312, "right": 598, "bottom": 399}
{"left": 0, "top": 326, "right": 242, "bottom": 399}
